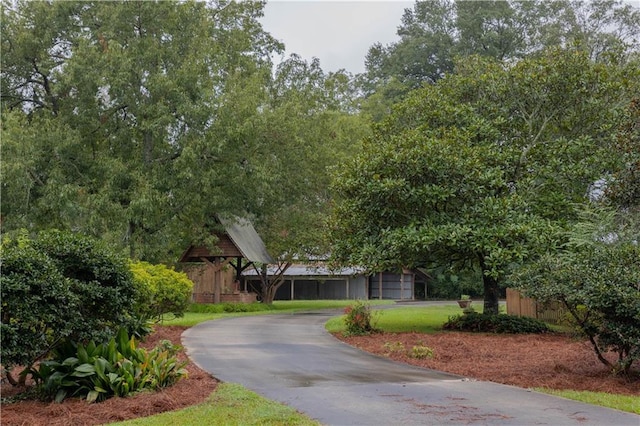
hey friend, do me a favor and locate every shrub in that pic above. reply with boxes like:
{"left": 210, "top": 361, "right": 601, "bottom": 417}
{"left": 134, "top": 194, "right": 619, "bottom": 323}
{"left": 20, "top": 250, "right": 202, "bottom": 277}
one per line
{"left": 443, "top": 312, "right": 550, "bottom": 334}
{"left": 1, "top": 230, "right": 138, "bottom": 374}
{"left": 130, "top": 261, "right": 194, "bottom": 322}
{"left": 343, "top": 301, "right": 380, "bottom": 336}
{"left": 382, "top": 341, "right": 434, "bottom": 359}
{"left": 382, "top": 341, "right": 406, "bottom": 354}
{"left": 510, "top": 207, "right": 640, "bottom": 375}
{"left": 410, "top": 344, "right": 434, "bottom": 359}
{"left": 187, "top": 302, "right": 272, "bottom": 314}
{"left": 27, "top": 328, "right": 187, "bottom": 403}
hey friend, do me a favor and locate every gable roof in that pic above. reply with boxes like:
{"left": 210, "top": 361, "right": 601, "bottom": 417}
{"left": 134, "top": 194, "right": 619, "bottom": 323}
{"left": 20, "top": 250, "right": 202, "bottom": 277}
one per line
{"left": 218, "top": 216, "right": 274, "bottom": 264}
{"left": 179, "top": 216, "right": 274, "bottom": 264}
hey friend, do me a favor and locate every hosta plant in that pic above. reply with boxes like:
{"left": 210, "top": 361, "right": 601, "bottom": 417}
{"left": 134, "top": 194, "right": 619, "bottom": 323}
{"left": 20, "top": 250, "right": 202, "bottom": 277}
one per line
{"left": 26, "top": 328, "right": 187, "bottom": 403}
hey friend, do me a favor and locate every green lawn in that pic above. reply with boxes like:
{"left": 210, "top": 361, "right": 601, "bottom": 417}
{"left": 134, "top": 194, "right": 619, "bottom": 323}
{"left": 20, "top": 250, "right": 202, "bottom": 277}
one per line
{"left": 111, "top": 383, "right": 320, "bottom": 426}
{"left": 113, "top": 301, "right": 636, "bottom": 424}
{"left": 326, "top": 303, "right": 471, "bottom": 333}
{"left": 162, "top": 299, "right": 394, "bottom": 327}
{"left": 535, "top": 388, "right": 640, "bottom": 415}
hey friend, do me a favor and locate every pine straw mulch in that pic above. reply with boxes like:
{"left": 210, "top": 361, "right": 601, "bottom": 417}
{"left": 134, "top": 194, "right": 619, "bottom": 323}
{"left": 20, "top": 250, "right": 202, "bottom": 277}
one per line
{"left": 2, "top": 327, "right": 638, "bottom": 426}
{"left": 335, "top": 331, "right": 640, "bottom": 396}
{"left": 0, "top": 326, "right": 218, "bottom": 426}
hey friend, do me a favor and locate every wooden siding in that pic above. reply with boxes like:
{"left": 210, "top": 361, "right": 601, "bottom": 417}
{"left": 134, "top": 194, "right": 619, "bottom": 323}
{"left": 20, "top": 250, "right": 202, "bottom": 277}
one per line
{"left": 506, "top": 288, "right": 565, "bottom": 324}
{"left": 183, "top": 263, "right": 236, "bottom": 302}
{"left": 180, "top": 234, "right": 242, "bottom": 262}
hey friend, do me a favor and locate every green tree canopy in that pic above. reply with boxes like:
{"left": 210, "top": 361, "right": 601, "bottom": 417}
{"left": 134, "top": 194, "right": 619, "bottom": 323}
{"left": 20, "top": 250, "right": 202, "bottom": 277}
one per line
{"left": 359, "top": 0, "right": 640, "bottom": 121}
{"left": 330, "top": 49, "right": 639, "bottom": 314}
{"left": 1, "top": 0, "right": 282, "bottom": 261}
{"left": 1, "top": 1, "right": 368, "bottom": 270}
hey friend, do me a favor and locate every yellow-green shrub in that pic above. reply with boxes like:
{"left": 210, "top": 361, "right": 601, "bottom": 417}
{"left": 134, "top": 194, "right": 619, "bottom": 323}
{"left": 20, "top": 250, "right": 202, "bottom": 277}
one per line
{"left": 130, "top": 261, "right": 193, "bottom": 322}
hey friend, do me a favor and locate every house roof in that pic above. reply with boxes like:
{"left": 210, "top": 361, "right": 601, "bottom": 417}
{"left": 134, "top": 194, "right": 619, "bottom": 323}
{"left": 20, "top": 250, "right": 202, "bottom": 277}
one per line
{"left": 218, "top": 216, "right": 274, "bottom": 264}
{"left": 179, "top": 216, "right": 274, "bottom": 264}
{"left": 244, "top": 264, "right": 365, "bottom": 278}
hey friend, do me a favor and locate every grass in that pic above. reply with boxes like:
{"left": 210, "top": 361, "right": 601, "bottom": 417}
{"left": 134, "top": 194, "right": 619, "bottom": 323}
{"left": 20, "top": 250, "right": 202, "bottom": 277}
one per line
{"left": 110, "top": 383, "right": 320, "bottom": 426}
{"left": 163, "top": 299, "right": 394, "bottom": 327}
{"left": 325, "top": 303, "right": 478, "bottom": 333}
{"left": 535, "top": 388, "right": 640, "bottom": 415}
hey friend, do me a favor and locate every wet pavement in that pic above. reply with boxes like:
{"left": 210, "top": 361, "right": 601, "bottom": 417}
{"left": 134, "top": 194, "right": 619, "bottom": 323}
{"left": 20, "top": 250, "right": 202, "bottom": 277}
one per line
{"left": 182, "top": 307, "right": 640, "bottom": 425}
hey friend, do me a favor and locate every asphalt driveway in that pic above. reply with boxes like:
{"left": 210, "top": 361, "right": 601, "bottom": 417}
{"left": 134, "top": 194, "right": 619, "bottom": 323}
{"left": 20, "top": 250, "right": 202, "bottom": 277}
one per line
{"left": 182, "top": 308, "right": 639, "bottom": 425}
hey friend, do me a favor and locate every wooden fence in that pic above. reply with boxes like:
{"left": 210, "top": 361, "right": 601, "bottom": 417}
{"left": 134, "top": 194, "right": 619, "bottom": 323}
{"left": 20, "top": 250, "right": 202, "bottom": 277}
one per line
{"left": 506, "top": 288, "right": 566, "bottom": 324}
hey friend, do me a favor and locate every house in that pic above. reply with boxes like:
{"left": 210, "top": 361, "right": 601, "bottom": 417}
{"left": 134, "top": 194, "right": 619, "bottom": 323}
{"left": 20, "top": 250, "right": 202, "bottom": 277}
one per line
{"left": 243, "top": 264, "right": 427, "bottom": 301}
{"left": 179, "top": 216, "right": 274, "bottom": 304}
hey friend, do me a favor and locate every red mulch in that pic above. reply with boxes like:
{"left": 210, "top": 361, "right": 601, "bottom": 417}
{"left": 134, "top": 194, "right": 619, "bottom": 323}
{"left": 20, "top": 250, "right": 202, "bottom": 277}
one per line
{"left": 1, "top": 327, "right": 638, "bottom": 425}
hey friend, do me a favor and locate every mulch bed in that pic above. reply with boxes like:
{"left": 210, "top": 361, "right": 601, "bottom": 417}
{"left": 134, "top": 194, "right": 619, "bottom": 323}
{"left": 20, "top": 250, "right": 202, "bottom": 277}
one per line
{"left": 2, "top": 327, "right": 638, "bottom": 425}
{"left": 335, "top": 331, "right": 640, "bottom": 396}
{"left": 0, "top": 326, "right": 218, "bottom": 426}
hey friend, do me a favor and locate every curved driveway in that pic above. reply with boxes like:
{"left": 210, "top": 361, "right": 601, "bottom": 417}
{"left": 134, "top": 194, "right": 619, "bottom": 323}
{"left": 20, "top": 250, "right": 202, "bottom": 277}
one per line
{"left": 182, "top": 307, "right": 639, "bottom": 425}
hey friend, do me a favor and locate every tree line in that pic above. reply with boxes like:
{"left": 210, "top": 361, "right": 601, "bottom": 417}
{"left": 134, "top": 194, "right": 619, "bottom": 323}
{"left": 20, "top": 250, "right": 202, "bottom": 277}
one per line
{"left": 2, "top": 1, "right": 639, "bottom": 371}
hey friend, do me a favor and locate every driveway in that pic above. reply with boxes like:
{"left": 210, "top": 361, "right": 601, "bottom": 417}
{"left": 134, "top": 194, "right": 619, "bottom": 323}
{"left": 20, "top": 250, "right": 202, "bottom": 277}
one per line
{"left": 182, "top": 308, "right": 639, "bottom": 425}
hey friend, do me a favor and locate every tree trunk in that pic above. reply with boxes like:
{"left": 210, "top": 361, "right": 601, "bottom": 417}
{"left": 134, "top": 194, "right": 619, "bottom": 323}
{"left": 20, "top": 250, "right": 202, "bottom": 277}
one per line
{"left": 482, "top": 273, "right": 500, "bottom": 315}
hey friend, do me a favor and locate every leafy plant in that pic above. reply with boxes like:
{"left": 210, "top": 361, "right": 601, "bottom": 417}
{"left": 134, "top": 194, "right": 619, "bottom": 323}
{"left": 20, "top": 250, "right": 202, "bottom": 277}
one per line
{"left": 511, "top": 207, "right": 640, "bottom": 375}
{"left": 1, "top": 230, "right": 139, "bottom": 378}
{"left": 343, "top": 301, "right": 380, "bottom": 336}
{"left": 410, "top": 344, "right": 434, "bottom": 359}
{"left": 26, "top": 328, "right": 187, "bottom": 403}
{"left": 130, "top": 261, "right": 194, "bottom": 322}
{"left": 382, "top": 341, "right": 406, "bottom": 354}
{"left": 443, "top": 312, "right": 550, "bottom": 334}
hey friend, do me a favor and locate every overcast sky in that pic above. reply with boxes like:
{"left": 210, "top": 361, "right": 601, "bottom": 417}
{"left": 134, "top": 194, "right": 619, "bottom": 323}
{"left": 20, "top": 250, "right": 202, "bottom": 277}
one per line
{"left": 260, "top": 1, "right": 413, "bottom": 75}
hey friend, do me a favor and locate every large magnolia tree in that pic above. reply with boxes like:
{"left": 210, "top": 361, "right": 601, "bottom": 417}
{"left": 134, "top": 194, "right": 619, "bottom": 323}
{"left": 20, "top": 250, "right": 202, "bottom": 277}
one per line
{"left": 330, "top": 49, "right": 639, "bottom": 314}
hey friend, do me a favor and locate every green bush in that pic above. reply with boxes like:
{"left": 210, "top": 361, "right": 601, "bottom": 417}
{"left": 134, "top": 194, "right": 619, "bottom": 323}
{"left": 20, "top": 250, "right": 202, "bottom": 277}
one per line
{"left": 187, "top": 302, "right": 271, "bottom": 314}
{"left": 443, "top": 312, "right": 550, "bottom": 334}
{"left": 510, "top": 207, "right": 640, "bottom": 375}
{"left": 130, "top": 261, "right": 194, "bottom": 322}
{"left": 1, "top": 230, "right": 138, "bottom": 372}
{"left": 343, "top": 301, "right": 380, "bottom": 336}
{"left": 27, "top": 328, "right": 187, "bottom": 403}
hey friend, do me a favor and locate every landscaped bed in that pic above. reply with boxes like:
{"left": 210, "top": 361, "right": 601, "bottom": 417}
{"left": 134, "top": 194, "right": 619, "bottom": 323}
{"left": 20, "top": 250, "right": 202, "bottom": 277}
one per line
{"left": 2, "top": 324, "right": 637, "bottom": 425}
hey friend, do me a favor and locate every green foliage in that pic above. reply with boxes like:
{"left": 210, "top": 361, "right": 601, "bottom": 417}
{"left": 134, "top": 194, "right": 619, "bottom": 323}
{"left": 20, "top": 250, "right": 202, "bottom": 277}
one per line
{"left": 360, "top": 0, "right": 640, "bottom": 112}
{"left": 1, "top": 230, "right": 138, "bottom": 370}
{"left": 26, "top": 328, "right": 187, "bottom": 403}
{"left": 381, "top": 341, "right": 434, "bottom": 359}
{"left": 330, "top": 49, "right": 638, "bottom": 316}
{"left": 512, "top": 207, "right": 640, "bottom": 375}
{"left": 382, "top": 341, "right": 406, "bottom": 354}
{"left": 343, "top": 301, "right": 380, "bottom": 336}
{"left": 410, "top": 344, "right": 435, "bottom": 359}
{"left": 130, "top": 261, "right": 194, "bottom": 322}
{"left": 443, "top": 313, "right": 550, "bottom": 334}
{"left": 424, "top": 266, "right": 483, "bottom": 299}
{"left": 1, "top": 1, "right": 368, "bottom": 268}
{"left": 187, "top": 302, "right": 272, "bottom": 314}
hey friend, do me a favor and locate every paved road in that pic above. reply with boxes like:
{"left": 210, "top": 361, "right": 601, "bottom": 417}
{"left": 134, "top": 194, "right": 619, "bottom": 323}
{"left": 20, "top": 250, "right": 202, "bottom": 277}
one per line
{"left": 182, "top": 308, "right": 640, "bottom": 425}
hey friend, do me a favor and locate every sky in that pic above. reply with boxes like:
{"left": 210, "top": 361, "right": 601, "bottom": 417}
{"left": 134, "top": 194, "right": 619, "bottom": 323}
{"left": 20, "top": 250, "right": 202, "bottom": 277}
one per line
{"left": 260, "top": 1, "right": 413, "bottom": 75}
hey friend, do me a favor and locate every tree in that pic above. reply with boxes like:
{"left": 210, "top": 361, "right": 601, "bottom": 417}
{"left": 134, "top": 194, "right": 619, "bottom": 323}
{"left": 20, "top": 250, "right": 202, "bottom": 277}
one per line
{"left": 244, "top": 55, "right": 370, "bottom": 304}
{"left": 1, "top": 0, "right": 283, "bottom": 262}
{"left": 330, "top": 50, "right": 638, "bottom": 314}
{"left": 1, "top": 230, "right": 138, "bottom": 380}
{"left": 358, "top": 0, "right": 640, "bottom": 120}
